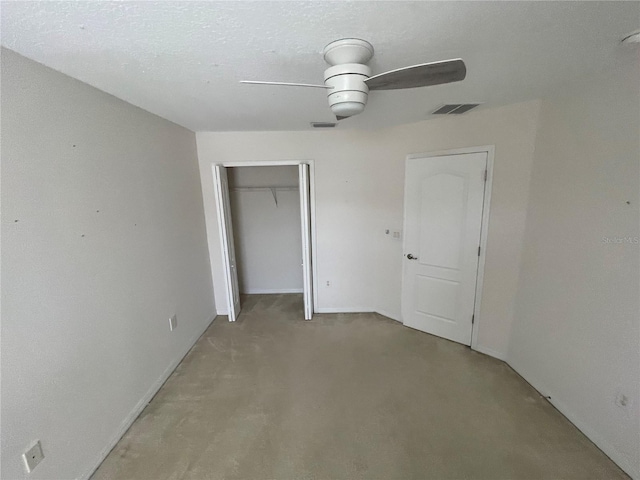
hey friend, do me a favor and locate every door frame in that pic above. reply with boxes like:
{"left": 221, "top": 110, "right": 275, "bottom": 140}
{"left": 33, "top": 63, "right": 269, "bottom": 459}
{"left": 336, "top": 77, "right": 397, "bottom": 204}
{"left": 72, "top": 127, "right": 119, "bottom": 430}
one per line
{"left": 213, "top": 165, "right": 241, "bottom": 321}
{"left": 403, "top": 146, "right": 495, "bottom": 352}
{"left": 212, "top": 160, "right": 318, "bottom": 315}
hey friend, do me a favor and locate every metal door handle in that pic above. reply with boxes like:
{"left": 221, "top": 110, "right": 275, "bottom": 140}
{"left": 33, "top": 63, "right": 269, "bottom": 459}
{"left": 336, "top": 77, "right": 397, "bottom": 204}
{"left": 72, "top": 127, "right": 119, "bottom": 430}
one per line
{"left": 406, "top": 253, "right": 418, "bottom": 260}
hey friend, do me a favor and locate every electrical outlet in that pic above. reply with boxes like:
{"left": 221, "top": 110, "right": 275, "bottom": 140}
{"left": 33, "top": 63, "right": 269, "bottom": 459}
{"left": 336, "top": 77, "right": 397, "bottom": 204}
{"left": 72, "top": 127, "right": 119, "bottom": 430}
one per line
{"left": 22, "top": 441, "right": 44, "bottom": 473}
{"left": 169, "top": 315, "right": 177, "bottom": 331}
{"left": 326, "top": 281, "right": 331, "bottom": 287}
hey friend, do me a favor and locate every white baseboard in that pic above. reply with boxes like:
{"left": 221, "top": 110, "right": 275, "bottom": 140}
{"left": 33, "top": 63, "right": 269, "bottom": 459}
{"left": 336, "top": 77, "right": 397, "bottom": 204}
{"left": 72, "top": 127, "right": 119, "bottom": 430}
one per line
{"left": 375, "top": 312, "right": 506, "bottom": 360}
{"left": 220, "top": 306, "right": 377, "bottom": 317}
{"left": 217, "top": 304, "right": 505, "bottom": 363}
{"left": 507, "top": 362, "right": 638, "bottom": 479}
{"left": 79, "top": 313, "right": 217, "bottom": 480}
{"left": 472, "top": 344, "right": 507, "bottom": 361}
{"left": 375, "top": 309, "right": 402, "bottom": 322}
{"left": 243, "top": 288, "right": 303, "bottom": 294}
{"left": 315, "top": 307, "right": 373, "bottom": 314}
{"left": 315, "top": 307, "right": 402, "bottom": 323}
{"left": 77, "top": 308, "right": 636, "bottom": 480}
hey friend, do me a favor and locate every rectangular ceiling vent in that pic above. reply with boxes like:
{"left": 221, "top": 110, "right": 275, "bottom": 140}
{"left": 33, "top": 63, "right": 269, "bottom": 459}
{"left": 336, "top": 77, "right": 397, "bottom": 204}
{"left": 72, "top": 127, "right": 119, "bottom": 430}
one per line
{"left": 432, "top": 104, "right": 481, "bottom": 115}
{"left": 311, "top": 122, "right": 337, "bottom": 128}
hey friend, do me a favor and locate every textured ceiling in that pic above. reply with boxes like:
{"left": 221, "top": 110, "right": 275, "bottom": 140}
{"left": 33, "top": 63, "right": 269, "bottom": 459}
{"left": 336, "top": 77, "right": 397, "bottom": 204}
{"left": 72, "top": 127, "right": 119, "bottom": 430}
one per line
{"left": 2, "top": 1, "right": 638, "bottom": 131}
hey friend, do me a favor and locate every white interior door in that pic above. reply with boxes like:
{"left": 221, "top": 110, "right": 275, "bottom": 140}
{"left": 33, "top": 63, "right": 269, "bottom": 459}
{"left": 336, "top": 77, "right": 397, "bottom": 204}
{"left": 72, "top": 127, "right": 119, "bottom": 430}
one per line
{"left": 213, "top": 165, "right": 241, "bottom": 322}
{"left": 401, "top": 152, "right": 487, "bottom": 345}
{"left": 298, "top": 164, "right": 313, "bottom": 320}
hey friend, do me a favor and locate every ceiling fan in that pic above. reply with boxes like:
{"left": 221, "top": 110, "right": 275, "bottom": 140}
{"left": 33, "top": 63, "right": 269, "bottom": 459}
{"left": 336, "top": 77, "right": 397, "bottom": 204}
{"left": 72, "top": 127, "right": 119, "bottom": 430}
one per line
{"left": 240, "top": 38, "right": 466, "bottom": 121}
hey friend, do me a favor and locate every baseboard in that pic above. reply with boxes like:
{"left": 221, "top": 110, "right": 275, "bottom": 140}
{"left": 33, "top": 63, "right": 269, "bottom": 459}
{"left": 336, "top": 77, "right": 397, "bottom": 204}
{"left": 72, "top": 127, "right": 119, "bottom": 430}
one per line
{"left": 221, "top": 301, "right": 505, "bottom": 363}
{"left": 507, "top": 362, "right": 638, "bottom": 479}
{"left": 375, "top": 309, "right": 402, "bottom": 322}
{"left": 315, "top": 307, "right": 373, "bottom": 314}
{"left": 315, "top": 308, "right": 401, "bottom": 323}
{"left": 472, "top": 344, "right": 507, "bottom": 361}
{"left": 375, "top": 312, "right": 506, "bottom": 360}
{"left": 243, "top": 288, "right": 303, "bottom": 294}
{"left": 220, "top": 305, "right": 382, "bottom": 317}
{"left": 79, "top": 313, "right": 217, "bottom": 480}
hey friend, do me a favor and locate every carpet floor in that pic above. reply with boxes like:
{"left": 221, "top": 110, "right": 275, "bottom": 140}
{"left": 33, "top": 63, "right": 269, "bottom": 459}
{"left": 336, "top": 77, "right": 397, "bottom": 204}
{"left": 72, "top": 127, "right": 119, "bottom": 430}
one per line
{"left": 92, "top": 294, "right": 627, "bottom": 480}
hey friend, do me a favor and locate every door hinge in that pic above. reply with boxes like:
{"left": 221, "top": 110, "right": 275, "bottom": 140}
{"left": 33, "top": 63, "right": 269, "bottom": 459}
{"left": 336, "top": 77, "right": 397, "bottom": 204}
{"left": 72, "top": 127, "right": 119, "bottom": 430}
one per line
{"left": 472, "top": 314, "right": 475, "bottom": 324}
{"left": 484, "top": 169, "right": 488, "bottom": 182}
{"left": 478, "top": 246, "right": 481, "bottom": 256}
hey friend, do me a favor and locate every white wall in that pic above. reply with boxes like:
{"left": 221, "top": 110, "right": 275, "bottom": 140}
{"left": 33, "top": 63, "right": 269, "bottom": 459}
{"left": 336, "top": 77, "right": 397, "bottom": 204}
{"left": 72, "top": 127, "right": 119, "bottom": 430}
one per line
{"left": 228, "top": 164, "right": 298, "bottom": 188}
{"left": 197, "top": 100, "right": 540, "bottom": 359}
{"left": 228, "top": 166, "right": 303, "bottom": 293}
{"left": 509, "top": 60, "right": 640, "bottom": 478}
{"left": 1, "top": 49, "right": 215, "bottom": 480}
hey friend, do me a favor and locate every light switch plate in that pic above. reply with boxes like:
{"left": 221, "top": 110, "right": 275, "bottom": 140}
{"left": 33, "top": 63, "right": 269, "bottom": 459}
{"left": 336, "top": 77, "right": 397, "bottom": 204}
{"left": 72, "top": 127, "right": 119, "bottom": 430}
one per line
{"left": 169, "top": 315, "right": 177, "bottom": 331}
{"left": 23, "top": 440, "right": 44, "bottom": 473}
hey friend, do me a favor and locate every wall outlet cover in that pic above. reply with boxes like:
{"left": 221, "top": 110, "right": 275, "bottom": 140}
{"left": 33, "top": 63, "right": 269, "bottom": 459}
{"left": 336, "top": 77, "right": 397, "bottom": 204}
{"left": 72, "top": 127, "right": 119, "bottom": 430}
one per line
{"left": 23, "top": 440, "right": 44, "bottom": 473}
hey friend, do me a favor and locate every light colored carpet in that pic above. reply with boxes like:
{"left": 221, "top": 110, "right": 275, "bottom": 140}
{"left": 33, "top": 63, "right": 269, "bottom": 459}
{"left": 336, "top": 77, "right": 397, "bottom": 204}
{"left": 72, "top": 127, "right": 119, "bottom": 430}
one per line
{"left": 92, "top": 294, "right": 627, "bottom": 480}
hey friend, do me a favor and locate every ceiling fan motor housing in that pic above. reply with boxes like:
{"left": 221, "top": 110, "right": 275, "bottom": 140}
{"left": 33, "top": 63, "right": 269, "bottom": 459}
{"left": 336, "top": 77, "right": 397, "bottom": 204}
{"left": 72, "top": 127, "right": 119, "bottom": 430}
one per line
{"left": 323, "top": 63, "right": 371, "bottom": 118}
{"left": 322, "top": 39, "right": 375, "bottom": 118}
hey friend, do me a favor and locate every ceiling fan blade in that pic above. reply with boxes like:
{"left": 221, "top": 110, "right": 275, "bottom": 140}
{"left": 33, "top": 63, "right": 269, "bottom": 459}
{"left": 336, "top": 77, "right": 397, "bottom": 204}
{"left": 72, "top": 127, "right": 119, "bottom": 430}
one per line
{"left": 365, "top": 59, "right": 466, "bottom": 91}
{"left": 240, "top": 80, "right": 333, "bottom": 89}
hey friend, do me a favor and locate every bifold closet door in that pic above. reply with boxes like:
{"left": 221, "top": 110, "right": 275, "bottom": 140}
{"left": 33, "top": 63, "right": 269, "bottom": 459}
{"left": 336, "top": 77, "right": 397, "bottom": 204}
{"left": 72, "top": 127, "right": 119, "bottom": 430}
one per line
{"left": 298, "top": 164, "right": 313, "bottom": 320}
{"left": 213, "top": 165, "right": 241, "bottom": 322}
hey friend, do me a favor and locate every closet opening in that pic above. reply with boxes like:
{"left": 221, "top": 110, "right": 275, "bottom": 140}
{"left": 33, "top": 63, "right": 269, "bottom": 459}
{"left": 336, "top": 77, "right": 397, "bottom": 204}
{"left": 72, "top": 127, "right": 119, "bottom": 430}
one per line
{"left": 213, "top": 162, "right": 314, "bottom": 322}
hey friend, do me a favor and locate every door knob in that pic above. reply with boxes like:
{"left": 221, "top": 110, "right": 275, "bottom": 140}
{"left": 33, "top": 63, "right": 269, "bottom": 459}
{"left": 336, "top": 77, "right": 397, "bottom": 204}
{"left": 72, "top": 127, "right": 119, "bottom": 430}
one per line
{"left": 406, "top": 253, "right": 418, "bottom": 260}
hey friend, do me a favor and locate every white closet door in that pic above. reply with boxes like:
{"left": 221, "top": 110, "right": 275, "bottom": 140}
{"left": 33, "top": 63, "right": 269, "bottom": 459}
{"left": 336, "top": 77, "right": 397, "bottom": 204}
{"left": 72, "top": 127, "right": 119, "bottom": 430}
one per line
{"left": 298, "top": 164, "right": 313, "bottom": 320}
{"left": 213, "top": 165, "right": 241, "bottom": 322}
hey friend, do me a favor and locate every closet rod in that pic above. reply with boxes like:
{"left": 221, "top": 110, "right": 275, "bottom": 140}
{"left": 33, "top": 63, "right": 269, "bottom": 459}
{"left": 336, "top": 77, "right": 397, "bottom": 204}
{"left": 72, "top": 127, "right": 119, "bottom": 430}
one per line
{"left": 230, "top": 186, "right": 298, "bottom": 207}
{"left": 230, "top": 186, "right": 298, "bottom": 192}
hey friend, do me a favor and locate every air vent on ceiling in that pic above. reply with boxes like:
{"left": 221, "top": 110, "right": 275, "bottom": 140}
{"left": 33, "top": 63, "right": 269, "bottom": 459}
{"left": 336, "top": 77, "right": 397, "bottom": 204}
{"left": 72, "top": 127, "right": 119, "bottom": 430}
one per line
{"left": 432, "top": 104, "right": 481, "bottom": 115}
{"left": 311, "top": 122, "right": 337, "bottom": 128}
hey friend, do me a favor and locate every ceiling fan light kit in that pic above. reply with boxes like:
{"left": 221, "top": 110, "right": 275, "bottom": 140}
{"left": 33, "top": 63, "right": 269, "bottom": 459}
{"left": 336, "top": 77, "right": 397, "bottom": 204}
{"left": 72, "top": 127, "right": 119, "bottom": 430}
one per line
{"left": 241, "top": 38, "right": 467, "bottom": 122}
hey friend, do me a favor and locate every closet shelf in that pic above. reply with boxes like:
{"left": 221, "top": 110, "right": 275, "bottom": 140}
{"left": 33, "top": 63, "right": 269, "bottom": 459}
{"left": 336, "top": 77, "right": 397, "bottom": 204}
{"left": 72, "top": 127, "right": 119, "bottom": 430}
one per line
{"left": 230, "top": 186, "right": 298, "bottom": 206}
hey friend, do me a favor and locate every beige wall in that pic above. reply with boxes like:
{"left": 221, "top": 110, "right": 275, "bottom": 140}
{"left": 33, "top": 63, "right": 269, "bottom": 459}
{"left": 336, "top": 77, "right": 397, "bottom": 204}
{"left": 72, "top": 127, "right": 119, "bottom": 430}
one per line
{"left": 1, "top": 49, "right": 215, "bottom": 480}
{"left": 197, "top": 99, "right": 541, "bottom": 359}
{"left": 509, "top": 60, "right": 640, "bottom": 478}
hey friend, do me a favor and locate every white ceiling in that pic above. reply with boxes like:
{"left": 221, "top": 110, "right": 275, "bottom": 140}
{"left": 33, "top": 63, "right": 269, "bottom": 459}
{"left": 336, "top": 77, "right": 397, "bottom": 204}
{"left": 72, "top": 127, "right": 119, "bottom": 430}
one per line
{"left": 2, "top": 1, "right": 638, "bottom": 132}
